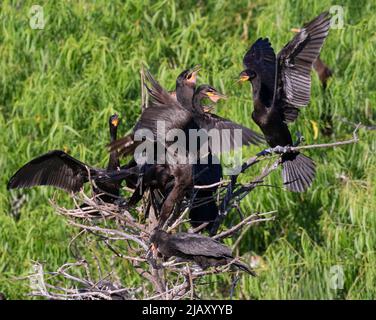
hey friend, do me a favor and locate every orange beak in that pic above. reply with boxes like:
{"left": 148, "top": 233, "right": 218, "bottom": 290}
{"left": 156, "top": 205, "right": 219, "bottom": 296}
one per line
{"left": 237, "top": 75, "right": 250, "bottom": 83}
{"left": 186, "top": 65, "right": 201, "bottom": 84}
{"left": 206, "top": 91, "right": 227, "bottom": 103}
{"left": 111, "top": 118, "right": 119, "bottom": 127}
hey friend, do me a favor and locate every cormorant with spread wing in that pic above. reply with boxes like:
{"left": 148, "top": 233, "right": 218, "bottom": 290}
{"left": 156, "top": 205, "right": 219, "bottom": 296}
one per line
{"left": 239, "top": 12, "right": 330, "bottom": 192}
{"left": 8, "top": 114, "right": 127, "bottom": 203}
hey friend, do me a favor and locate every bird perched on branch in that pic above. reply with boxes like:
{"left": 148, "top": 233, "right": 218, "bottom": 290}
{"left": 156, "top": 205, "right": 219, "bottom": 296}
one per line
{"left": 111, "top": 67, "right": 263, "bottom": 229}
{"left": 239, "top": 12, "right": 331, "bottom": 192}
{"left": 150, "top": 230, "right": 255, "bottom": 275}
{"left": 145, "top": 82, "right": 229, "bottom": 228}
{"left": 7, "top": 114, "right": 129, "bottom": 204}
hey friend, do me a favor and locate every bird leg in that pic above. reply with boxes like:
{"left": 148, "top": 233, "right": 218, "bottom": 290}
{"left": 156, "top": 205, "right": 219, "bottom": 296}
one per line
{"left": 256, "top": 148, "right": 273, "bottom": 157}
{"left": 293, "top": 132, "right": 305, "bottom": 147}
{"left": 229, "top": 275, "right": 240, "bottom": 300}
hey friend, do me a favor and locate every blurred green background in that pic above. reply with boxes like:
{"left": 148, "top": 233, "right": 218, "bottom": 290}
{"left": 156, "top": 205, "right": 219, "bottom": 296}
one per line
{"left": 0, "top": 0, "right": 375, "bottom": 299}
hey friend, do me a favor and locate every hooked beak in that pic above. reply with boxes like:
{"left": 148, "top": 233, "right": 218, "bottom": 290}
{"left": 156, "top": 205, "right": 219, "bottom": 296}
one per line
{"left": 186, "top": 64, "right": 201, "bottom": 84}
{"left": 206, "top": 91, "right": 228, "bottom": 103}
{"left": 111, "top": 114, "right": 119, "bottom": 127}
{"left": 237, "top": 70, "right": 250, "bottom": 83}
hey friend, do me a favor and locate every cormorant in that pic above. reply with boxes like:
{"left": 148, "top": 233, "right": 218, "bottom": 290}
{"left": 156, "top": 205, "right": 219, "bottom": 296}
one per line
{"left": 152, "top": 84, "right": 229, "bottom": 227}
{"left": 111, "top": 68, "right": 263, "bottom": 228}
{"left": 150, "top": 230, "right": 255, "bottom": 275}
{"left": 109, "top": 66, "right": 201, "bottom": 157}
{"left": 7, "top": 114, "right": 128, "bottom": 203}
{"left": 239, "top": 12, "right": 330, "bottom": 192}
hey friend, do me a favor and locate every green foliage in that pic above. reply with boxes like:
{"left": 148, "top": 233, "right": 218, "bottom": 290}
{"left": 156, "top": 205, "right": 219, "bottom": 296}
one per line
{"left": 1, "top": 0, "right": 375, "bottom": 299}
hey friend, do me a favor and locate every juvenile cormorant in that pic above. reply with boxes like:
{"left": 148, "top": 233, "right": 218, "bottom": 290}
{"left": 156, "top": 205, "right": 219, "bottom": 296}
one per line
{"left": 150, "top": 230, "right": 255, "bottom": 275}
{"left": 109, "top": 66, "right": 201, "bottom": 157}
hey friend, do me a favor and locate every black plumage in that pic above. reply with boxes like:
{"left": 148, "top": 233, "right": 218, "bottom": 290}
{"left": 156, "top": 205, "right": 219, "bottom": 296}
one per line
{"left": 152, "top": 84, "right": 232, "bottom": 227}
{"left": 239, "top": 12, "right": 330, "bottom": 192}
{"left": 110, "top": 69, "right": 263, "bottom": 158}
{"left": 112, "top": 68, "right": 262, "bottom": 228}
{"left": 150, "top": 230, "right": 255, "bottom": 275}
{"left": 109, "top": 66, "right": 200, "bottom": 157}
{"left": 290, "top": 28, "right": 333, "bottom": 89}
{"left": 7, "top": 114, "right": 126, "bottom": 203}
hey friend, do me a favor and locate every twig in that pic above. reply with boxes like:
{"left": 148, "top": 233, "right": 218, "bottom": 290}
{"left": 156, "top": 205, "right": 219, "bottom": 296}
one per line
{"left": 213, "top": 211, "right": 276, "bottom": 240}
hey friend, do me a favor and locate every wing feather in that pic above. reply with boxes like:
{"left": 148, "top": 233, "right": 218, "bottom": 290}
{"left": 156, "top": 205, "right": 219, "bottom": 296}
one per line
{"left": 7, "top": 150, "right": 95, "bottom": 192}
{"left": 277, "top": 12, "right": 331, "bottom": 110}
{"left": 170, "top": 233, "right": 232, "bottom": 258}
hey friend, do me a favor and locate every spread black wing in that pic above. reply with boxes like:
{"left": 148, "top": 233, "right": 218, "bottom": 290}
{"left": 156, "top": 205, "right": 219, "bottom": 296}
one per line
{"left": 7, "top": 150, "right": 97, "bottom": 193}
{"left": 275, "top": 12, "right": 331, "bottom": 122}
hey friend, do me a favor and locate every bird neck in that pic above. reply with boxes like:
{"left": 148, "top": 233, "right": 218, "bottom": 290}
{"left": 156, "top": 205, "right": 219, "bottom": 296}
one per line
{"left": 192, "top": 92, "right": 205, "bottom": 112}
{"left": 109, "top": 125, "right": 118, "bottom": 143}
{"left": 252, "top": 78, "right": 273, "bottom": 109}
{"left": 176, "top": 84, "right": 195, "bottom": 110}
{"left": 108, "top": 126, "right": 120, "bottom": 170}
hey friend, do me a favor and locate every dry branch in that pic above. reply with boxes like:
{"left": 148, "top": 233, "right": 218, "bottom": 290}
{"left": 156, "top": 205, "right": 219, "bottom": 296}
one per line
{"left": 28, "top": 126, "right": 359, "bottom": 300}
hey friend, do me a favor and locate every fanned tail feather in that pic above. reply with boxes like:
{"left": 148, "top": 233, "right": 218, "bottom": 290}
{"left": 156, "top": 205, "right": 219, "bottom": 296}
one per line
{"left": 282, "top": 153, "right": 316, "bottom": 192}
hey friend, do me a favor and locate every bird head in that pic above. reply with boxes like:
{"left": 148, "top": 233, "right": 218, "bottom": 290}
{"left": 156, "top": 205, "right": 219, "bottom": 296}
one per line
{"left": 109, "top": 114, "right": 119, "bottom": 128}
{"left": 177, "top": 65, "right": 201, "bottom": 87}
{"left": 196, "top": 84, "right": 227, "bottom": 104}
{"left": 238, "top": 69, "right": 257, "bottom": 83}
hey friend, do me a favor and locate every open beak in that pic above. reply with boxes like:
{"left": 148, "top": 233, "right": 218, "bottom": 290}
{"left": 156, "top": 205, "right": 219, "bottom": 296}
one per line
{"left": 111, "top": 114, "right": 119, "bottom": 127}
{"left": 291, "top": 28, "right": 301, "bottom": 33}
{"left": 186, "top": 64, "right": 201, "bottom": 84}
{"left": 206, "top": 91, "right": 227, "bottom": 103}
